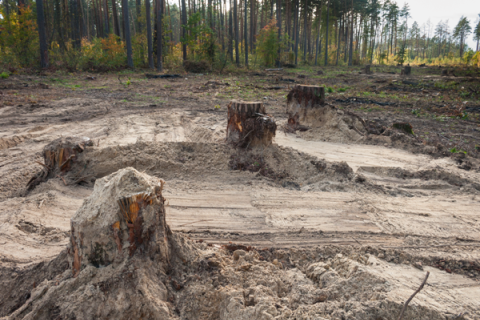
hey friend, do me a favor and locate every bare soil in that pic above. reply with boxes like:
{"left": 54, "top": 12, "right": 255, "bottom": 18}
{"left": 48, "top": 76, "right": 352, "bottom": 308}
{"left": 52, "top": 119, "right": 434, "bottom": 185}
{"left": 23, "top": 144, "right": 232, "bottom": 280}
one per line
{"left": 0, "top": 66, "right": 480, "bottom": 319}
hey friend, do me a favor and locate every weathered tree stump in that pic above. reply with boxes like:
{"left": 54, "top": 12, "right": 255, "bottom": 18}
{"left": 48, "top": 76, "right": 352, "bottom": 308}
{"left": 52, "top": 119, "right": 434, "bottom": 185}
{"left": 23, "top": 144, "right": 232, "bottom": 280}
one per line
{"left": 69, "top": 168, "right": 169, "bottom": 276}
{"left": 27, "top": 136, "right": 93, "bottom": 190}
{"left": 286, "top": 85, "right": 325, "bottom": 128}
{"left": 364, "top": 64, "right": 372, "bottom": 74}
{"left": 401, "top": 66, "right": 412, "bottom": 75}
{"left": 227, "top": 100, "right": 277, "bottom": 148}
{"left": 285, "top": 85, "right": 367, "bottom": 140}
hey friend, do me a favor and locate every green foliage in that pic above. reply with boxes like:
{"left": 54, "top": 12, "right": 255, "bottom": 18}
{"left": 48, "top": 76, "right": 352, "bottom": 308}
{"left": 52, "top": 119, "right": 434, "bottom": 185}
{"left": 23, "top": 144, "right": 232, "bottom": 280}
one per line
{"left": 377, "top": 52, "right": 387, "bottom": 65}
{"left": 256, "top": 19, "right": 281, "bottom": 67}
{"left": 182, "top": 12, "right": 217, "bottom": 62}
{"left": 326, "top": 87, "right": 334, "bottom": 93}
{"left": 0, "top": 6, "right": 39, "bottom": 68}
{"left": 449, "top": 147, "right": 467, "bottom": 154}
{"left": 0, "top": 72, "right": 9, "bottom": 79}
{"left": 463, "top": 49, "right": 475, "bottom": 65}
{"left": 395, "top": 45, "right": 407, "bottom": 65}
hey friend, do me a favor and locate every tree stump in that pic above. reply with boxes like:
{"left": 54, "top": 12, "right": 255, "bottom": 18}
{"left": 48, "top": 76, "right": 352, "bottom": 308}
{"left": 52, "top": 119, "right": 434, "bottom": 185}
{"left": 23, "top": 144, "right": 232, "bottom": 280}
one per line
{"left": 401, "top": 66, "right": 411, "bottom": 75}
{"left": 27, "top": 136, "right": 93, "bottom": 190}
{"left": 364, "top": 64, "right": 372, "bottom": 74}
{"left": 286, "top": 85, "right": 325, "bottom": 128}
{"left": 227, "top": 100, "right": 277, "bottom": 148}
{"left": 69, "top": 168, "right": 169, "bottom": 276}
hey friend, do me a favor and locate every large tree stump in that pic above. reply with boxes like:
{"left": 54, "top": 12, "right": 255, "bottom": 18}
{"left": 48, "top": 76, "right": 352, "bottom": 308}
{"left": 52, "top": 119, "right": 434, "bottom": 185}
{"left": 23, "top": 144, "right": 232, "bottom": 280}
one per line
{"left": 285, "top": 85, "right": 367, "bottom": 140}
{"left": 69, "top": 168, "right": 169, "bottom": 276}
{"left": 401, "top": 66, "right": 411, "bottom": 75}
{"left": 286, "top": 85, "right": 325, "bottom": 128}
{"left": 227, "top": 100, "right": 277, "bottom": 148}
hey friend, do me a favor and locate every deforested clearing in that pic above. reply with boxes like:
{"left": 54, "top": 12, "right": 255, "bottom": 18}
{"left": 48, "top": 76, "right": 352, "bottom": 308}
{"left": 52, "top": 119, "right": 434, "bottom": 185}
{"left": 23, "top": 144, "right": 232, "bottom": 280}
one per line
{"left": 1, "top": 1, "right": 480, "bottom": 318}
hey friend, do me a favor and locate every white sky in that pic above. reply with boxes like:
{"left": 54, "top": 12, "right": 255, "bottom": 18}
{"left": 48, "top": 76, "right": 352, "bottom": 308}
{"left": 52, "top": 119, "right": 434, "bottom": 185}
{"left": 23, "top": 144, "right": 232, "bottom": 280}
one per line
{"left": 397, "top": 0, "right": 480, "bottom": 49}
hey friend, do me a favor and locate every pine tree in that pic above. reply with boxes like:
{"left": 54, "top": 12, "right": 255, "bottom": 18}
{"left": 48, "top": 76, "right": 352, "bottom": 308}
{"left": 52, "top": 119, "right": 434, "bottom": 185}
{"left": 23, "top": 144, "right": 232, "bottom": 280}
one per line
{"left": 453, "top": 16, "right": 471, "bottom": 57}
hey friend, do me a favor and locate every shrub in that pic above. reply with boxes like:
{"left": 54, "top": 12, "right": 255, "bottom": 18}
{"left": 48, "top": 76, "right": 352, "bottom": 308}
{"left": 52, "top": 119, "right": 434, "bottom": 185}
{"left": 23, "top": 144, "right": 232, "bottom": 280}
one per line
{"left": 0, "top": 72, "right": 9, "bottom": 79}
{"left": 256, "top": 19, "right": 280, "bottom": 67}
{"left": 0, "top": 6, "right": 39, "bottom": 68}
{"left": 183, "top": 60, "right": 210, "bottom": 73}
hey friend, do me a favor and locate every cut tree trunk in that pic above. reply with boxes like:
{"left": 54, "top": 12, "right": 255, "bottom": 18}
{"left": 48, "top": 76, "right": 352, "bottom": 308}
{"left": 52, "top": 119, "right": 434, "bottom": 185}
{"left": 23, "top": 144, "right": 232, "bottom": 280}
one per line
{"left": 286, "top": 85, "right": 325, "bottom": 126}
{"left": 227, "top": 101, "right": 277, "bottom": 148}
{"left": 286, "top": 85, "right": 366, "bottom": 140}
{"left": 27, "top": 137, "right": 93, "bottom": 190}
{"left": 401, "top": 66, "right": 411, "bottom": 76}
{"left": 364, "top": 64, "right": 372, "bottom": 74}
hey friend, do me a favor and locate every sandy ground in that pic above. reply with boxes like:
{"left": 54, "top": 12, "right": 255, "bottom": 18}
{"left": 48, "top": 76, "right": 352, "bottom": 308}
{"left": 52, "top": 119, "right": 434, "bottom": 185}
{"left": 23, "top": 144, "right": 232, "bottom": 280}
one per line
{"left": 0, "top": 68, "right": 480, "bottom": 319}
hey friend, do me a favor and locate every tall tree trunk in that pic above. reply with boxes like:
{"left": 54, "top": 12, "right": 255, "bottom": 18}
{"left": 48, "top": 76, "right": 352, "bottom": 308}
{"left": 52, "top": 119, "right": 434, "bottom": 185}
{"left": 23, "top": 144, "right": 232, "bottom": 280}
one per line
{"left": 146, "top": 0, "right": 154, "bottom": 68}
{"left": 348, "top": 0, "right": 353, "bottom": 65}
{"left": 181, "top": 0, "right": 187, "bottom": 60}
{"left": 302, "top": 0, "right": 306, "bottom": 62}
{"left": 234, "top": 0, "right": 239, "bottom": 65}
{"left": 250, "top": 0, "right": 254, "bottom": 51}
{"left": 294, "top": 0, "right": 299, "bottom": 64}
{"left": 112, "top": 0, "right": 121, "bottom": 37}
{"left": 270, "top": 0, "right": 273, "bottom": 19}
{"left": 122, "top": 0, "right": 134, "bottom": 67}
{"left": 324, "top": 0, "right": 329, "bottom": 65}
{"left": 314, "top": 2, "right": 323, "bottom": 66}
{"left": 156, "top": 0, "right": 163, "bottom": 70}
{"left": 104, "top": 0, "right": 110, "bottom": 35}
{"left": 335, "top": 14, "right": 341, "bottom": 65}
{"left": 244, "top": 0, "right": 248, "bottom": 66}
{"left": 277, "top": 0, "right": 281, "bottom": 66}
{"left": 220, "top": 0, "right": 225, "bottom": 50}
{"left": 37, "top": 0, "right": 49, "bottom": 68}
{"left": 136, "top": 0, "right": 142, "bottom": 32}
{"left": 229, "top": 0, "right": 233, "bottom": 61}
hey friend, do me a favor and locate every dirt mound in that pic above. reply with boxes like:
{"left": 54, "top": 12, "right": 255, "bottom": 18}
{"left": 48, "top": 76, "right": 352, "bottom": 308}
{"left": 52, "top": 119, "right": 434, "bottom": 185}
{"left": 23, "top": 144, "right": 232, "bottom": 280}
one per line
{"left": 26, "top": 141, "right": 357, "bottom": 192}
{"left": 229, "top": 144, "right": 355, "bottom": 190}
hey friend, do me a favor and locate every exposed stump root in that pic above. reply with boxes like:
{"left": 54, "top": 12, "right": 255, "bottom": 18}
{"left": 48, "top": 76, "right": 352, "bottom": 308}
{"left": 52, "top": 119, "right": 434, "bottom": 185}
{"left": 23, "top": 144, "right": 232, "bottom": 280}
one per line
{"left": 27, "top": 136, "right": 93, "bottom": 190}
{"left": 286, "top": 85, "right": 367, "bottom": 141}
{"left": 8, "top": 168, "right": 186, "bottom": 320}
{"left": 227, "top": 100, "right": 277, "bottom": 148}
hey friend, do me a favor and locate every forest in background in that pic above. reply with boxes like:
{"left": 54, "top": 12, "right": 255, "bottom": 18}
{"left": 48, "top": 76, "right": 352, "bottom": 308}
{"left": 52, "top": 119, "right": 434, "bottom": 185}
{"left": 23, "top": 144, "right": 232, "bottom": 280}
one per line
{"left": 0, "top": 0, "right": 480, "bottom": 73}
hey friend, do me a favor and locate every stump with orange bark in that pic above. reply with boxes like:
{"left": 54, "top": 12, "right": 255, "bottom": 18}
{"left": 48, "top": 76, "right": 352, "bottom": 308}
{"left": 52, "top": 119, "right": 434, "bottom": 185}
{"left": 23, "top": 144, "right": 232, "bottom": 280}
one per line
{"left": 227, "top": 100, "right": 277, "bottom": 148}
{"left": 27, "top": 136, "right": 93, "bottom": 190}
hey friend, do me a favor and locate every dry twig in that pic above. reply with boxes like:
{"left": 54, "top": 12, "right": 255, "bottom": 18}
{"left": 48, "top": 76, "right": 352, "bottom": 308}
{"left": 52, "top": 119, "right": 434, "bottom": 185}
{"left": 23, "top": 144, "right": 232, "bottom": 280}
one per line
{"left": 397, "top": 271, "right": 430, "bottom": 320}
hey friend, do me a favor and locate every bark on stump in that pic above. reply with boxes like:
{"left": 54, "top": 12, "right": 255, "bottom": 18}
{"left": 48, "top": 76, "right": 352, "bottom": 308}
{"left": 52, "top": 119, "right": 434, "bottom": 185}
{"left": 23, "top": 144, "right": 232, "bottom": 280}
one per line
{"left": 401, "top": 66, "right": 411, "bottom": 75}
{"left": 227, "top": 100, "right": 277, "bottom": 148}
{"left": 27, "top": 136, "right": 93, "bottom": 190}
{"left": 69, "top": 168, "right": 170, "bottom": 276}
{"left": 286, "top": 85, "right": 325, "bottom": 129}
{"left": 364, "top": 64, "right": 372, "bottom": 74}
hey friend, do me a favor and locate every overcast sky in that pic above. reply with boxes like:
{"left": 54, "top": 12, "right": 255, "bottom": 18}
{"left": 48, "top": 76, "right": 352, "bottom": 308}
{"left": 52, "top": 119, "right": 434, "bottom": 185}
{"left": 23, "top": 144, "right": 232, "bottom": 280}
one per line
{"left": 397, "top": 0, "right": 480, "bottom": 49}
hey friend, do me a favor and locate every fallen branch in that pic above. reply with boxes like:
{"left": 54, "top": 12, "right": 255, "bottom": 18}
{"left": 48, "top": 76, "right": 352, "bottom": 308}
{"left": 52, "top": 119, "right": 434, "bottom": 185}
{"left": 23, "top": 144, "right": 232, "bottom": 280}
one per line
{"left": 265, "top": 68, "right": 283, "bottom": 71}
{"left": 146, "top": 74, "right": 182, "bottom": 79}
{"left": 397, "top": 271, "right": 430, "bottom": 320}
{"left": 56, "top": 174, "right": 67, "bottom": 186}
